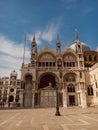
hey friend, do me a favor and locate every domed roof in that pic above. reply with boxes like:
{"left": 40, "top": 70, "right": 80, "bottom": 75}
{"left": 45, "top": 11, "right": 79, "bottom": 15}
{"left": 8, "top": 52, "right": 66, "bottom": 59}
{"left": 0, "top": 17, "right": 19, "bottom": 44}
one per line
{"left": 70, "top": 42, "right": 91, "bottom": 52}
{"left": 38, "top": 42, "right": 55, "bottom": 56}
{"left": 10, "top": 70, "right": 17, "bottom": 76}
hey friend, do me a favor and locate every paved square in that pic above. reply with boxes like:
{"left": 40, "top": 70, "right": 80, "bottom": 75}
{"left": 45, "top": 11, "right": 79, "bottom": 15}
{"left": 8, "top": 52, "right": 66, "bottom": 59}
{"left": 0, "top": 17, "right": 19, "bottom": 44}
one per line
{"left": 0, "top": 107, "right": 98, "bottom": 130}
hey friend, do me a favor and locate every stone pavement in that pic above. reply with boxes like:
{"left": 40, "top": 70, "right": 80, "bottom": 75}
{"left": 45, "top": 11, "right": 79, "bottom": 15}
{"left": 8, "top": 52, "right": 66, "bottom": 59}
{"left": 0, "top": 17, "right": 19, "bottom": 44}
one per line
{"left": 0, "top": 107, "right": 98, "bottom": 130}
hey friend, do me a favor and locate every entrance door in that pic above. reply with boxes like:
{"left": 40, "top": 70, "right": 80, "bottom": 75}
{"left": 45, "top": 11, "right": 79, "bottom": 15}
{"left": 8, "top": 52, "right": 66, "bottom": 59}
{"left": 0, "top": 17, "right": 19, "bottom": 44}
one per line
{"left": 34, "top": 93, "right": 39, "bottom": 107}
{"left": 69, "top": 95, "right": 75, "bottom": 106}
{"left": 40, "top": 90, "right": 56, "bottom": 107}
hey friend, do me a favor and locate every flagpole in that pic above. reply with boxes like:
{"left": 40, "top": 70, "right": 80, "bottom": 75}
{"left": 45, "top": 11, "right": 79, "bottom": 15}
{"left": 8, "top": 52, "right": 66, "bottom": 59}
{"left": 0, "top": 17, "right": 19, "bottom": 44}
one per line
{"left": 23, "top": 35, "right": 26, "bottom": 64}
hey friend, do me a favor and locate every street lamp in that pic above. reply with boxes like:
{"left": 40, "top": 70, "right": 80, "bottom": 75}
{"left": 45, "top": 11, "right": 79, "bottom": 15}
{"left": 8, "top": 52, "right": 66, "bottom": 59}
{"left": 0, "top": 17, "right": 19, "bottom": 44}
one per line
{"left": 55, "top": 84, "right": 61, "bottom": 116}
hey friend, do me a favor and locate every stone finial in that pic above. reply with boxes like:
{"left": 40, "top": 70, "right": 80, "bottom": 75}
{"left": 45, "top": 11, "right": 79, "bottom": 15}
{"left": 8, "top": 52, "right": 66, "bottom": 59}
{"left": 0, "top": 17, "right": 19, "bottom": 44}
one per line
{"left": 57, "top": 35, "right": 60, "bottom": 43}
{"left": 32, "top": 34, "right": 36, "bottom": 42}
{"left": 46, "top": 41, "right": 49, "bottom": 48}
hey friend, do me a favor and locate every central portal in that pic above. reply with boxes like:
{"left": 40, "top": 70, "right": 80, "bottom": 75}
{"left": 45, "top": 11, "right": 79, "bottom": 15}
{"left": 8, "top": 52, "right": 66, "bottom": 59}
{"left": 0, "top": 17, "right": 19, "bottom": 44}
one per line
{"left": 39, "top": 73, "right": 56, "bottom": 89}
{"left": 38, "top": 73, "right": 58, "bottom": 107}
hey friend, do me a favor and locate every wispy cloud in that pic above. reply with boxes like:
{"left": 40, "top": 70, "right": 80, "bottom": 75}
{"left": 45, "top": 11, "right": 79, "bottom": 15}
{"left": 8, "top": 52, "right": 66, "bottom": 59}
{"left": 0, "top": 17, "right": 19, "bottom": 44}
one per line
{"left": 62, "top": 0, "right": 77, "bottom": 4}
{"left": 61, "top": 0, "right": 78, "bottom": 9}
{"left": 0, "top": 19, "right": 63, "bottom": 78}
{"left": 81, "top": 6, "right": 94, "bottom": 16}
{"left": 0, "top": 35, "right": 30, "bottom": 78}
{"left": 41, "top": 22, "right": 60, "bottom": 42}
{"left": 0, "top": 54, "right": 21, "bottom": 78}
{"left": 27, "top": 19, "right": 63, "bottom": 45}
{"left": 0, "top": 34, "right": 30, "bottom": 58}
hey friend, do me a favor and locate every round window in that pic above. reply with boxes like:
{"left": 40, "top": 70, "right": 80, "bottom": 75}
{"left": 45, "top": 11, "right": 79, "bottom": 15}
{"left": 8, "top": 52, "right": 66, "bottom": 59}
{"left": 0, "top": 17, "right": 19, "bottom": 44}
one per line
{"left": 10, "top": 88, "right": 14, "bottom": 92}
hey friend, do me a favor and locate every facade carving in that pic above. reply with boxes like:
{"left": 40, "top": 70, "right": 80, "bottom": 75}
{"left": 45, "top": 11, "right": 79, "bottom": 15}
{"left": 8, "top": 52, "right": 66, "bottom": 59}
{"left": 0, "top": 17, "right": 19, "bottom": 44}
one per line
{"left": 0, "top": 34, "right": 98, "bottom": 108}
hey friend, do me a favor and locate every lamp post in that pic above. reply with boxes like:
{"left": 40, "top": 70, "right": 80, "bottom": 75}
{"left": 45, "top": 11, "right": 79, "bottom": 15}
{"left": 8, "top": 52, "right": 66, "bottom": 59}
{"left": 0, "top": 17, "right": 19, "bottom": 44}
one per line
{"left": 55, "top": 84, "right": 61, "bottom": 116}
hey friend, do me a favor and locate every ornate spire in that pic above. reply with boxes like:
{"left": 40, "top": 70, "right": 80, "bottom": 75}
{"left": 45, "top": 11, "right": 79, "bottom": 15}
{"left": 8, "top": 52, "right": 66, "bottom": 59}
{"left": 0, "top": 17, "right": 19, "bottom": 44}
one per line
{"left": 56, "top": 35, "right": 61, "bottom": 48}
{"left": 45, "top": 41, "right": 49, "bottom": 48}
{"left": 32, "top": 34, "right": 36, "bottom": 43}
{"left": 75, "top": 30, "right": 83, "bottom": 53}
{"left": 75, "top": 29, "right": 79, "bottom": 40}
{"left": 57, "top": 35, "right": 60, "bottom": 43}
{"left": 56, "top": 35, "right": 61, "bottom": 57}
{"left": 31, "top": 34, "right": 37, "bottom": 52}
{"left": 31, "top": 34, "right": 37, "bottom": 66}
{"left": 23, "top": 35, "right": 26, "bottom": 64}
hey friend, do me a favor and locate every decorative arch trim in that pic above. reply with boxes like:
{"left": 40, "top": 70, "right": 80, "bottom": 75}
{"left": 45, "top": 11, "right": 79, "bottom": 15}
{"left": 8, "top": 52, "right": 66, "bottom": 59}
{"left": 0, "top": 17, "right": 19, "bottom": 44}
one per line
{"left": 38, "top": 52, "right": 56, "bottom": 62}
{"left": 63, "top": 72, "right": 77, "bottom": 82}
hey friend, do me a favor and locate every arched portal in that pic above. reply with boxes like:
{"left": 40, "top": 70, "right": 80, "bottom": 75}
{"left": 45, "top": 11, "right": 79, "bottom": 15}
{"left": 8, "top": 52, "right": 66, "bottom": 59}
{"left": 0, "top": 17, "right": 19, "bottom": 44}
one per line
{"left": 39, "top": 73, "right": 56, "bottom": 89}
{"left": 38, "top": 73, "right": 62, "bottom": 107}
{"left": 24, "top": 74, "right": 32, "bottom": 107}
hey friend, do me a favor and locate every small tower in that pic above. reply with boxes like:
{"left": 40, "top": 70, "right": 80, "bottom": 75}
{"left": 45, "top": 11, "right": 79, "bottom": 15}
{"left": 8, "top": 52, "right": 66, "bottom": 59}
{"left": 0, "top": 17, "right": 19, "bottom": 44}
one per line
{"left": 10, "top": 70, "right": 17, "bottom": 86}
{"left": 75, "top": 31, "right": 84, "bottom": 68}
{"left": 10, "top": 70, "right": 17, "bottom": 80}
{"left": 31, "top": 35, "right": 37, "bottom": 67}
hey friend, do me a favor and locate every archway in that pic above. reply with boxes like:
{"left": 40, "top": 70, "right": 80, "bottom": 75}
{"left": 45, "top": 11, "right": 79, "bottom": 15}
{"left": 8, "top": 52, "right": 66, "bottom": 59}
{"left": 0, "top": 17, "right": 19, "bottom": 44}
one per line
{"left": 9, "top": 95, "right": 14, "bottom": 102}
{"left": 37, "top": 73, "right": 63, "bottom": 107}
{"left": 39, "top": 73, "right": 56, "bottom": 89}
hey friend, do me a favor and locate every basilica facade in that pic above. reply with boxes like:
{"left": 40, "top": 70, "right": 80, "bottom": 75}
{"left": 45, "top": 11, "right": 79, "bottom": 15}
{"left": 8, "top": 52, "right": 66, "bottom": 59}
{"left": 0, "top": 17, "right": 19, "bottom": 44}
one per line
{"left": 21, "top": 34, "right": 98, "bottom": 108}
{"left": 0, "top": 33, "right": 98, "bottom": 108}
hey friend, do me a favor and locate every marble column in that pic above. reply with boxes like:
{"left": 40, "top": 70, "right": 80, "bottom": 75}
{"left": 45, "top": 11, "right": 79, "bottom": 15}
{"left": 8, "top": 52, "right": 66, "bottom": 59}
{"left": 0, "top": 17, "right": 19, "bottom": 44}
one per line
{"left": 19, "top": 90, "right": 24, "bottom": 107}
{"left": 32, "top": 92, "right": 34, "bottom": 108}
{"left": 62, "top": 90, "right": 67, "bottom": 107}
{"left": 80, "top": 89, "right": 87, "bottom": 108}
{"left": 77, "top": 93, "right": 81, "bottom": 106}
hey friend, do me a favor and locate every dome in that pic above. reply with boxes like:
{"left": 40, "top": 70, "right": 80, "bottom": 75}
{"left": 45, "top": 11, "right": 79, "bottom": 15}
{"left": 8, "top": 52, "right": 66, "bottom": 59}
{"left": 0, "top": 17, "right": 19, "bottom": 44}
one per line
{"left": 10, "top": 70, "right": 17, "bottom": 76}
{"left": 70, "top": 42, "right": 91, "bottom": 52}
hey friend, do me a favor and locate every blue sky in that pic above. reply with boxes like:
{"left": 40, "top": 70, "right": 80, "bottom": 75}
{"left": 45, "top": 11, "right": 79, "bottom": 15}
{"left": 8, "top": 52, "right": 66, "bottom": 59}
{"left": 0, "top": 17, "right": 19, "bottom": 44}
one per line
{"left": 0, "top": 0, "right": 98, "bottom": 78}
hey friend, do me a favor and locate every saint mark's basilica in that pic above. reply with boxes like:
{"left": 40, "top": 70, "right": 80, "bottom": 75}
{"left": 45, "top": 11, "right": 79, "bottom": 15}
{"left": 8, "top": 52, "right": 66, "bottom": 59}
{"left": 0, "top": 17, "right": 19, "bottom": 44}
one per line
{"left": 0, "top": 32, "right": 98, "bottom": 108}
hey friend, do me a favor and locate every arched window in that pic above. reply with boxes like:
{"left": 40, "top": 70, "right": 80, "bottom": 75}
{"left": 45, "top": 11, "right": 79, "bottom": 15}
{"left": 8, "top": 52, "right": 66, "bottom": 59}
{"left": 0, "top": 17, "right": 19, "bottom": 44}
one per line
{"left": 84, "top": 56, "right": 87, "bottom": 61}
{"left": 91, "top": 87, "right": 93, "bottom": 95}
{"left": 67, "top": 84, "right": 75, "bottom": 92}
{"left": 94, "top": 56, "right": 96, "bottom": 61}
{"left": 9, "top": 95, "right": 14, "bottom": 102}
{"left": 69, "top": 87, "right": 72, "bottom": 92}
{"left": 89, "top": 55, "right": 92, "bottom": 61}
{"left": 25, "top": 75, "right": 32, "bottom": 84}
{"left": 88, "top": 86, "right": 93, "bottom": 96}
{"left": 67, "top": 87, "right": 69, "bottom": 92}
{"left": 72, "top": 86, "right": 75, "bottom": 92}
{"left": 80, "top": 72, "right": 82, "bottom": 78}
{"left": 73, "top": 62, "right": 75, "bottom": 67}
